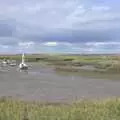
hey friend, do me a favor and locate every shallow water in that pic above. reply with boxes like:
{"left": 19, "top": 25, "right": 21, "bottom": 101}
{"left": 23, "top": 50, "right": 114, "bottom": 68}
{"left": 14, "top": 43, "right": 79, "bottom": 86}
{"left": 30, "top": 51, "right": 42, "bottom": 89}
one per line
{"left": 0, "top": 62, "right": 120, "bottom": 102}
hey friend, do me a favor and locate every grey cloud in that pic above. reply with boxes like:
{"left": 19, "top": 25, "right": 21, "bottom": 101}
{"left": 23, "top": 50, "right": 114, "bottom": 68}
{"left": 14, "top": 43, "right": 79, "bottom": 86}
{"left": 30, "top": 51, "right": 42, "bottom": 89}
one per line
{"left": 0, "top": 0, "right": 119, "bottom": 53}
{"left": 0, "top": 37, "right": 19, "bottom": 46}
{"left": 0, "top": 20, "right": 16, "bottom": 37}
{"left": 0, "top": 0, "right": 118, "bottom": 31}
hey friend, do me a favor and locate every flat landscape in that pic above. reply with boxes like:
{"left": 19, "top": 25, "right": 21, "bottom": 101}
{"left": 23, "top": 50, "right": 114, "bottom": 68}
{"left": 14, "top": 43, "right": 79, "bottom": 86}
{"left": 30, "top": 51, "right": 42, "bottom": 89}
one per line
{"left": 0, "top": 59, "right": 120, "bottom": 102}
{"left": 1, "top": 54, "right": 120, "bottom": 119}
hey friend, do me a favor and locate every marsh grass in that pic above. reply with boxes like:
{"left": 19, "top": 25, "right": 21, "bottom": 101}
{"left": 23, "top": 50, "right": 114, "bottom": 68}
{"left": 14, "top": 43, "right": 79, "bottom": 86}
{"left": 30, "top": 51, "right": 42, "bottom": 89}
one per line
{"left": 2, "top": 54, "right": 120, "bottom": 73}
{"left": 0, "top": 98, "right": 120, "bottom": 120}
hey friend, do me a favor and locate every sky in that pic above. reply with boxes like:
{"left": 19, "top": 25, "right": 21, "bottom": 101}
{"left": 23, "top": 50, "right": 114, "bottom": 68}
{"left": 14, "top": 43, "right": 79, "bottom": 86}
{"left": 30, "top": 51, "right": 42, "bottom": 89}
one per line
{"left": 0, "top": 0, "right": 120, "bottom": 54}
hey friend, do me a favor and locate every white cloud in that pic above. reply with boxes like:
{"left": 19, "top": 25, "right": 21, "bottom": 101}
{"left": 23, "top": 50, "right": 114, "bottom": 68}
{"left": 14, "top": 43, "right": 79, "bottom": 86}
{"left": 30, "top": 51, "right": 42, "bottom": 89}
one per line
{"left": 60, "top": 4, "right": 120, "bottom": 30}
{"left": 91, "top": 6, "right": 110, "bottom": 11}
{"left": 0, "top": 0, "right": 116, "bottom": 32}
{"left": 0, "top": 0, "right": 119, "bottom": 36}
{"left": 18, "top": 41, "right": 35, "bottom": 48}
{"left": 42, "top": 42, "right": 58, "bottom": 46}
{"left": 0, "top": 0, "right": 119, "bottom": 54}
{"left": 86, "top": 42, "right": 120, "bottom": 46}
{"left": 59, "top": 42, "right": 72, "bottom": 46}
{"left": 0, "top": 40, "right": 120, "bottom": 54}
{"left": 42, "top": 42, "right": 72, "bottom": 47}
{"left": 24, "top": 4, "right": 41, "bottom": 13}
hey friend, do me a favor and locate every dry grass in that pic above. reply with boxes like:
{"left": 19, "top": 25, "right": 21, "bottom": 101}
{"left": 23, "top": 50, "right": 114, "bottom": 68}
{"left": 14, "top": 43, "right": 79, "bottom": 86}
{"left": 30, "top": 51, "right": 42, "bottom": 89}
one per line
{"left": 0, "top": 98, "right": 120, "bottom": 120}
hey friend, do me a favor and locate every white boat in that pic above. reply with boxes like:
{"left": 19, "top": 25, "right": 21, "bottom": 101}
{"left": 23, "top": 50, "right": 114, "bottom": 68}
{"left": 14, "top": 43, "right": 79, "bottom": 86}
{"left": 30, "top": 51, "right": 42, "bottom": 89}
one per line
{"left": 9, "top": 60, "right": 17, "bottom": 67}
{"left": 9, "top": 63, "right": 17, "bottom": 67}
{"left": 18, "top": 53, "right": 28, "bottom": 70}
{"left": 1, "top": 59, "right": 8, "bottom": 66}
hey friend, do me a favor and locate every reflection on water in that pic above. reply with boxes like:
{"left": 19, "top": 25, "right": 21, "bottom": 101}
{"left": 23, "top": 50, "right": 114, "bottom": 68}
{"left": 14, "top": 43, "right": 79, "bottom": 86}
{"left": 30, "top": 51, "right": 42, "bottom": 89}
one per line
{"left": 19, "top": 69, "right": 28, "bottom": 74}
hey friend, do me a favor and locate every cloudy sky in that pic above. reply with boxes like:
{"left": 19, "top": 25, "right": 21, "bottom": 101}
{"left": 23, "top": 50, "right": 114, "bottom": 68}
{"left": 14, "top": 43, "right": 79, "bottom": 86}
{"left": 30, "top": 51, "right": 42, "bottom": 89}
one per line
{"left": 0, "top": 0, "right": 120, "bottom": 54}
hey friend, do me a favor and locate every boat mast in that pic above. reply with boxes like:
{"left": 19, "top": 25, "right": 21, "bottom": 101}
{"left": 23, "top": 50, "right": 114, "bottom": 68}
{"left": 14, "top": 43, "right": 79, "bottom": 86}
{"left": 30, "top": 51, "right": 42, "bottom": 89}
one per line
{"left": 22, "top": 53, "right": 25, "bottom": 64}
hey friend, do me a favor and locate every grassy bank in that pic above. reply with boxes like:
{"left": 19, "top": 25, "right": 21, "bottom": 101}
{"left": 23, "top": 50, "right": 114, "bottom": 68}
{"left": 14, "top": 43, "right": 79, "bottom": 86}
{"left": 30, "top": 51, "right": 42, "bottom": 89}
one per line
{"left": 0, "top": 98, "right": 120, "bottom": 120}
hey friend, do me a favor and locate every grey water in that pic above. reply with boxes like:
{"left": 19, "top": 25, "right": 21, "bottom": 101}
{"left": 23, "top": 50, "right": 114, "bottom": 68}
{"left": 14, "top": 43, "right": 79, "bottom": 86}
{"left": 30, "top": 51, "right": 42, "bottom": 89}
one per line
{"left": 0, "top": 62, "right": 120, "bottom": 102}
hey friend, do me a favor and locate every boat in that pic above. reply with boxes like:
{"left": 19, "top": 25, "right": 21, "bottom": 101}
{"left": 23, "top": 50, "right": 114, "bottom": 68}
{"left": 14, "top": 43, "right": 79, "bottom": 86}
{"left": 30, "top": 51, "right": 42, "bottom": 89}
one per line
{"left": 9, "top": 61, "right": 17, "bottom": 67}
{"left": 1, "top": 59, "right": 8, "bottom": 67}
{"left": 18, "top": 53, "right": 28, "bottom": 70}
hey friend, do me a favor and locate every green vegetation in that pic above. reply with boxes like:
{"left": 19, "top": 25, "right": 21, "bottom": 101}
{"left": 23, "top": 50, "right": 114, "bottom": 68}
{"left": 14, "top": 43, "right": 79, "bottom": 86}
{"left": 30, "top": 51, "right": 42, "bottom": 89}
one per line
{"left": 0, "top": 97, "right": 120, "bottom": 120}
{"left": 1, "top": 54, "right": 120, "bottom": 73}
{"left": 49, "top": 55, "right": 120, "bottom": 73}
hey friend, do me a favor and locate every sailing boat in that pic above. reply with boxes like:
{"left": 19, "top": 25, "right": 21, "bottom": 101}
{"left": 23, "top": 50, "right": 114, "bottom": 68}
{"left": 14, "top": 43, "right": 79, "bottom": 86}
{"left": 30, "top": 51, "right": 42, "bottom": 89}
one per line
{"left": 19, "top": 53, "right": 28, "bottom": 70}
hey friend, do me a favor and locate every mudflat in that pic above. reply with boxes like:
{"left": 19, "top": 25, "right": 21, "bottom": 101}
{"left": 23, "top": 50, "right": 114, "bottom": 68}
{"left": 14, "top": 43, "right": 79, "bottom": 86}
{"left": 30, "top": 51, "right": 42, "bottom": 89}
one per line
{"left": 0, "top": 62, "right": 120, "bottom": 102}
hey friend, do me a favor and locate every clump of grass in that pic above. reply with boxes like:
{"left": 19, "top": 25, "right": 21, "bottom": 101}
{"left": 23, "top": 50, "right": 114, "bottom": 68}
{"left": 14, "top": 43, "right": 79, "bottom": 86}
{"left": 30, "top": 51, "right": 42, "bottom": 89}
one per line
{"left": 0, "top": 98, "right": 120, "bottom": 120}
{"left": 106, "top": 63, "right": 120, "bottom": 73}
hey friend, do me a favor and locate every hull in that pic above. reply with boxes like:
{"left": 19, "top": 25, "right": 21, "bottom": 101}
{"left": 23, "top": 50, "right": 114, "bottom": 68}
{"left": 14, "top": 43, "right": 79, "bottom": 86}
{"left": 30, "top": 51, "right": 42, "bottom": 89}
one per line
{"left": 19, "top": 63, "right": 28, "bottom": 70}
{"left": 9, "top": 63, "right": 17, "bottom": 67}
{"left": 19, "top": 66, "right": 28, "bottom": 70}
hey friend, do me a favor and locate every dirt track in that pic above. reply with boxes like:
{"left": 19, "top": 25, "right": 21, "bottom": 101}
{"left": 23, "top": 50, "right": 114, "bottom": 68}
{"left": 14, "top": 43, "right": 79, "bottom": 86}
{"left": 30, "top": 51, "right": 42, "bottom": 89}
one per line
{"left": 0, "top": 63, "right": 120, "bottom": 102}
